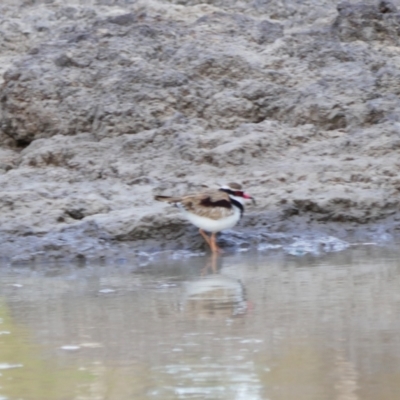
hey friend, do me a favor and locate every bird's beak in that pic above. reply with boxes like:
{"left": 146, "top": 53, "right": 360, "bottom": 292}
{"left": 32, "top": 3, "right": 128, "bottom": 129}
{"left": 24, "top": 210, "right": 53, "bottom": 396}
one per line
{"left": 243, "top": 193, "right": 256, "bottom": 205}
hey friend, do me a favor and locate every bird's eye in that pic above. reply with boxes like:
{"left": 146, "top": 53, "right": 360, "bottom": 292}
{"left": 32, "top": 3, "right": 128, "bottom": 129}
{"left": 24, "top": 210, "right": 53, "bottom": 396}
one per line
{"left": 235, "top": 191, "right": 244, "bottom": 197}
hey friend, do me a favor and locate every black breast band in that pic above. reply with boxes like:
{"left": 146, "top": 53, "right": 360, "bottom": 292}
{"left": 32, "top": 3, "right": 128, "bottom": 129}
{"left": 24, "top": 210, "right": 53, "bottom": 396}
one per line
{"left": 230, "top": 198, "right": 244, "bottom": 217}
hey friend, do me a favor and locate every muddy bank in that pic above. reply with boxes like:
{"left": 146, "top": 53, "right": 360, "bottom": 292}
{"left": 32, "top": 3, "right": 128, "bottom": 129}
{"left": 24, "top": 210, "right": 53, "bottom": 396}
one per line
{"left": 1, "top": 0, "right": 400, "bottom": 262}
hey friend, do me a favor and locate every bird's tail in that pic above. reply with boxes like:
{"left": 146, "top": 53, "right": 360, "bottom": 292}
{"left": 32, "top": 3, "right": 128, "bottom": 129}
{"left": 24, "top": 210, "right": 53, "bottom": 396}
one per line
{"left": 154, "top": 195, "right": 182, "bottom": 203}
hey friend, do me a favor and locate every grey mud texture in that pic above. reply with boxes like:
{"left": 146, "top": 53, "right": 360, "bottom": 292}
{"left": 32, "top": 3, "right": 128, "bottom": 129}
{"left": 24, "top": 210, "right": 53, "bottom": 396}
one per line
{"left": 1, "top": 0, "right": 400, "bottom": 262}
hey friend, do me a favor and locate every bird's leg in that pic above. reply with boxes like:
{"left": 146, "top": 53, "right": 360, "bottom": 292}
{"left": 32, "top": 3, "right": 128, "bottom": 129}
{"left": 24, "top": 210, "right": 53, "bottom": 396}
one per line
{"left": 210, "top": 232, "right": 223, "bottom": 254}
{"left": 199, "top": 229, "right": 211, "bottom": 246}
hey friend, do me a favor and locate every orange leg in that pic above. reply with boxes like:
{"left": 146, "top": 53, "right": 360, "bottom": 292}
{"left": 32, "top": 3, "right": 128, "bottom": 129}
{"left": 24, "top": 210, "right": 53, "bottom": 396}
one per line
{"left": 199, "top": 230, "right": 223, "bottom": 254}
{"left": 210, "top": 232, "right": 223, "bottom": 254}
{"left": 199, "top": 229, "right": 211, "bottom": 247}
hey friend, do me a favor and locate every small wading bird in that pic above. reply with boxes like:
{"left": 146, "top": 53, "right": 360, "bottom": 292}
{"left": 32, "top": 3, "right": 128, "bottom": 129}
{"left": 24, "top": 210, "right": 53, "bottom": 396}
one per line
{"left": 154, "top": 183, "right": 255, "bottom": 254}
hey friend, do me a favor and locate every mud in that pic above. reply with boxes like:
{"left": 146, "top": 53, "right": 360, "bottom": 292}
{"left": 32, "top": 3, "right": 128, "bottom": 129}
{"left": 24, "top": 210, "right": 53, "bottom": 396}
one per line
{"left": 1, "top": 0, "right": 400, "bottom": 262}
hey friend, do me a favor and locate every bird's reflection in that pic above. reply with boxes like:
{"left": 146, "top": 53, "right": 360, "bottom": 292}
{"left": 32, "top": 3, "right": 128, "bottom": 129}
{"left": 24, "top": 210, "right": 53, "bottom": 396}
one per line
{"left": 181, "top": 254, "right": 251, "bottom": 318}
{"left": 200, "top": 253, "right": 221, "bottom": 275}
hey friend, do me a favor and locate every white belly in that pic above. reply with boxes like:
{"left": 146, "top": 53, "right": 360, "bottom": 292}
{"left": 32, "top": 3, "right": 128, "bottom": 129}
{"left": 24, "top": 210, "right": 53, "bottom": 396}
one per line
{"left": 179, "top": 205, "right": 241, "bottom": 233}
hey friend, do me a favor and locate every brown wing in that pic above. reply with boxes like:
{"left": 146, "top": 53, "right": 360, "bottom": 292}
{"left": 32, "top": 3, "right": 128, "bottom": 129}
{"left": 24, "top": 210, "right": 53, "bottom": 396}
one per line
{"left": 180, "top": 190, "right": 234, "bottom": 220}
{"left": 154, "top": 195, "right": 183, "bottom": 203}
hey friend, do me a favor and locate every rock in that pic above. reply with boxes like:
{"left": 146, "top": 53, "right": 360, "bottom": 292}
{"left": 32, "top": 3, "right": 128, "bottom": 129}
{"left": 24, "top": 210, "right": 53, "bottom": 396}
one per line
{"left": 107, "top": 12, "right": 136, "bottom": 26}
{"left": 253, "top": 20, "right": 284, "bottom": 45}
{"left": 333, "top": 1, "right": 400, "bottom": 43}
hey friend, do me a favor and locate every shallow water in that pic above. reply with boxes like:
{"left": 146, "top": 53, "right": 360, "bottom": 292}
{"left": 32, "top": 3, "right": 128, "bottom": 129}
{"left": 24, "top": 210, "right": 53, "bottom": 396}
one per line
{"left": 1, "top": 245, "right": 400, "bottom": 400}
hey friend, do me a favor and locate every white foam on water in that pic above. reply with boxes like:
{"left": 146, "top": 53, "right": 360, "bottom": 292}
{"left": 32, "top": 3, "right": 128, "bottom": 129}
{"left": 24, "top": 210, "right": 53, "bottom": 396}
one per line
{"left": 240, "top": 339, "right": 263, "bottom": 344}
{"left": 257, "top": 243, "right": 282, "bottom": 251}
{"left": 60, "top": 345, "right": 81, "bottom": 351}
{"left": 0, "top": 364, "right": 23, "bottom": 370}
{"left": 79, "top": 342, "right": 103, "bottom": 348}
{"left": 284, "top": 235, "right": 349, "bottom": 256}
{"left": 98, "top": 288, "right": 115, "bottom": 294}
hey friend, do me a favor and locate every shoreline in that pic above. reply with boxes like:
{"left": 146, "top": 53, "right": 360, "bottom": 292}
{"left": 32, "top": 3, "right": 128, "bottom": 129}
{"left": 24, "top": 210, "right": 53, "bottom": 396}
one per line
{"left": 1, "top": 214, "right": 399, "bottom": 265}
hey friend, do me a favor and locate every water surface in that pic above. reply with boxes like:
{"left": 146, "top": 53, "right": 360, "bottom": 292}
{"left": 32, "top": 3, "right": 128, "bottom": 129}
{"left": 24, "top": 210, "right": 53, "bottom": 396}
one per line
{"left": 1, "top": 245, "right": 400, "bottom": 399}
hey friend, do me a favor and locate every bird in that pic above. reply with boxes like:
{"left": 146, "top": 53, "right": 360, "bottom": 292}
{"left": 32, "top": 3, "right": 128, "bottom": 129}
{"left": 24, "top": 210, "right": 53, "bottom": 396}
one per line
{"left": 154, "top": 183, "right": 255, "bottom": 254}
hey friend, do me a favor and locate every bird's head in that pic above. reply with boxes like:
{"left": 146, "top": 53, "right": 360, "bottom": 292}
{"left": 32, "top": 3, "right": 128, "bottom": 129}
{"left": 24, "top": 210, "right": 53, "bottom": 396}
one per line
{"left": 219, "top": 182, "right": 256, "bottom": 205}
